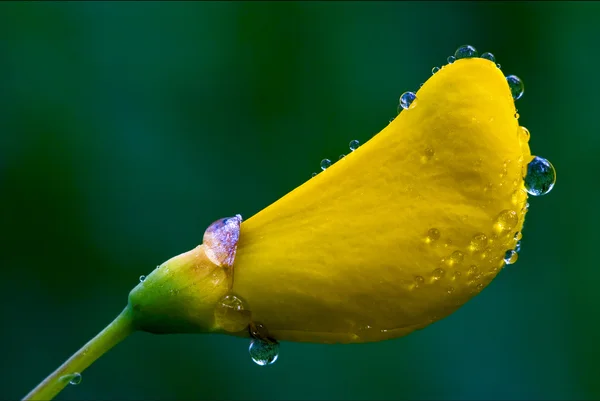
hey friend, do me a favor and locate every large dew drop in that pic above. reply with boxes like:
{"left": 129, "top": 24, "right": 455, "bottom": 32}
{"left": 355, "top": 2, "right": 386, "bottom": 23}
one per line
{"left": 398, "top": 91, "right": 417, "bottom": 111}
{"left": 506, "top": 74, "right": 524, "bottom": 100}
{"left": 480, "top": 52, "right": 495, "bottom": 62}
{"left": 249, "top": 338, "right": 279, "bottom": 366}
{"left": 524, "top": 156, "right": 556, "bottom": 196}
{"left": 454, "top": 45, "right": 478, "bottom": 60}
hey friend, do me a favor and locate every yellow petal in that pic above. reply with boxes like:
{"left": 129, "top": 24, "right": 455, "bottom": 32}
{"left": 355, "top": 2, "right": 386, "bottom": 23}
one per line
{"left": 230, "top": 58, "right": 530, "bottom": 343}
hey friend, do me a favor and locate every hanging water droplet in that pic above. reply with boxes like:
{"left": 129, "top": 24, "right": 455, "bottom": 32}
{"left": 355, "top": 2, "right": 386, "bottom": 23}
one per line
{"left": 506, "top": 75, "right": 524, "bottom": 100}
{"left": 480, "top": 52, "right": 495, "bottom": 62}
{"left": 447, "top": 55, "right": 456, "bottom": 64}
{"left": 214, "top": 294, "right": 252, "bottom": 332}
{"left": 494, "top": 210, "right": 518, "bottom": 233}
{"left": 399, "top": 91, "right": 417, "bottom": 110}
{"left": 504, "top": 249, "right": 518, "bottom": 265}
{"left": 249, "top": 338, "right": 279, "bottom": 366}
{"left": 349, "top": 139, "right": 360, "bottom": 151}
{"left": 454, "top": 45, "right": 478, "bottom": 60}
{"left": 320, "top": 159, "right": 332, "bottom": 171}
{"left": 60, "top": 373, "right": 82, "bottom": 386}
{"left": 432, "top": 66, "right": 440, "bottom": 74}
{"left": 524, "top": 156, "right": 556, "bottom": 196}
{"left": 515, "top": 241, "right": 522, "bottom": 253}
{"left": 139, "top": 275, "right": 146, "bottom": 282}
{"left": 425, "top": 228, "right": 440, "bottom": 243}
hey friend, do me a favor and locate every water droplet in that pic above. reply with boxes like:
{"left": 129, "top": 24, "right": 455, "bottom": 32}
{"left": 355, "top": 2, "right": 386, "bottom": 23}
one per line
{"left": 421, "top": 147, "right": 434, "bottom": 163}
{"left": 467, "top": 265, "right": 479, "bottom": 278}
{"left": 515, "top": 241, "right": 522, "bottom": 253}
{"left": 476, "top": 283, "right": 484, "bottom": 291}
{"left": 414, "top": 276, "right": 425, "bottom": 288}
{"left": 249, "top": 338, "right": 279, "bottom": 366}
{"left": 249, "top": 321, "right": 271, "bottom": 339}
{"left": 506, "top": 75, "right": 524, "bottom": 100}
{"left": 432, "top": 66, "right": 440, "bottom": 74}
{"left": 524, "top": 156, "right": 556, "bottom": 196}
{"left": 447, "top": 55, "right": 456, "bottom": 64}
{"left": 432, "top": 268, "right": 445, "bottom": 280}
{"left": 448, "top": 251, "right": 464, "bottom": 266}
{"left": 519, "top": 126, "right": 530, "bottom": 143}
{"left": 311, "top": 172, "right": 317, "bottom": 177}
{"left": 339, "top": 154, "right": 345, "bottom": 160}
{"left": 425, "top": 228, "right": 440, "bottom": 243}
{"left": 514, "top": 112, "right": 520, "bottom": 119}
{"left": 399, "top": 91, "right": 417, "bottom": 110}
{"left": 496, "top": 63, "right": 501, "bottom": 69}
{"left": 468, "top": 233, "right": 487, "bottom": 252}
{"left": 214, "top": 294, "right": 252, "bottom": 332}
{"left": 504, "top": 249, "right": 518, "bottom": 265}
{"left": 204, "top": 215, "right": 242, "bottom": 267}
{"left": 60, "top": 373, "right": 82, "bottom": 386}
{"left": 480, "top": 52, "right": 495, "bottom": 62}
{"left": 349, "top": 139, "right": 360, "bottom": 151}
{"left": 320, "top": 159, "right": 332, "bottom": 171}
{"left": 494, "top": 210, "right": 518, "bottom": 233}
{"left": 454, "top": 45, "right": 478, "bottom": 60}
{"left": 447, "top": 286, "right": 455, "bottom": 294}
{"left": 514, "top": 231, "right": 522, "bottom": 241}
{"left": 139, "top": 275, "right": 146, "bottom": 282}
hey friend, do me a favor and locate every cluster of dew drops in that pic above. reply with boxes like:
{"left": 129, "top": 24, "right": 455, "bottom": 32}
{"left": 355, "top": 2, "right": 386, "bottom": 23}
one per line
{"left": 311, "top": 45, "right": 556, "bottom": 266}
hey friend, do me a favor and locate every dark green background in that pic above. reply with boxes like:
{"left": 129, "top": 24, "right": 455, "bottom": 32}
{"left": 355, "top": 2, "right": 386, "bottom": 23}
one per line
{"left": 1, "top": 1, "right": 597, "bottom": 399}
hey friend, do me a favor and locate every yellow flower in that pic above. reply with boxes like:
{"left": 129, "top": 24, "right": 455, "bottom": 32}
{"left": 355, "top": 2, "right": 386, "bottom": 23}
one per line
{"left": 129, "top": 57, "right": 532, "bottom": 344}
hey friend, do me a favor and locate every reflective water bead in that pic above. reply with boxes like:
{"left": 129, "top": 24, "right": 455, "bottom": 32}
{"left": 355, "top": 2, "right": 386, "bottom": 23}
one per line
{"left": 432, "top": 66, "right": 440, "bottom": 74}
{"left": 524, "top": 156, "right": 556, "bottom": 196}
{"left": 454, "top": 45, "right": 478, "bottom": 60}
{"left": 425, "top": 228, "right": 440, "bottom": 243}
{"left": 496, "top": 63, "right": 501, "bottom": 69}
{"left": 139, "top": 275, "right": 146, "bottom": 282}
{"left": 495, "top": 210, "right": 518, "bottom": 233}
{"left": 447, "top": 55, "right": 456, "bottom": 64}
{"left": 504, "top": 249, "right": 518, "bottom": 265}
{"left": 399, "top": 91, "right": 417, "bottom": 110}
{"left": 514, "top": 231, "right": 522, "bottom": 241}
{"left": 249, "top": 338, "right": 279, "bottom": 366}
{"left": 339, "top": 154, "right": 345, "bottom": 160}
{"left": 60, "top": 373, "right": 82, "bottom": 386}
{"left": 519, "top": 126, "right": 530, "bottom": 143}
{"left": 506, "top": 75, "right": 524, "bottom": 100}
{"left": 214, "top": 294, "right": 252, "bottom": 332}
{"left": 349, "top": 139, "right": 360, "bottom": 151}
{"left": 320, "top": 159, "right": 332, "bottom": 171}
{"left": 480, "top": 52, "right": 495, "bottom": 62}
{"left": 311, "top": 172, "right": 317, "bottom": 177}
{"left": 515, "top": 241, "right": 522, "bottom": 253}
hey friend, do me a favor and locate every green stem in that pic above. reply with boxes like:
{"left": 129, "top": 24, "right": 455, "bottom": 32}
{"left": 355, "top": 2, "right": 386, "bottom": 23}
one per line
{"left": 22, "top": 306, "right": 135, "bottom": 401}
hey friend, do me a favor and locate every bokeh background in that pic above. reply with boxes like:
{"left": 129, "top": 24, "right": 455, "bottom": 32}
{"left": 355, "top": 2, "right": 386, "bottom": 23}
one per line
{"left": 1, "top": 1, "right": 598, "bottom": 400}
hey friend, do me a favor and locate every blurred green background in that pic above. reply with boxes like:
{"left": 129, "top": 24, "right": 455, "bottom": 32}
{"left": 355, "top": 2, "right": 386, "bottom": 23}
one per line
{"left": 1, "top": 1, "right": 598, "bottom": 399}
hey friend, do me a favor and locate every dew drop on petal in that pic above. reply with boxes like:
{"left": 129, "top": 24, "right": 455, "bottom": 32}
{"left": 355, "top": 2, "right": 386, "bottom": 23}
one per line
{"left": 506, "top": 74, "right": 524, "bottom": 100}
{"left": 524, "top": 156, "right": 556, "bottom": 196}
{"left": 454, "top": 45, "right": 478, "bottom": 59}
{"left": 320, "top": 158, "right": 332, "bottom": 171}
{"left": 349, "top": 139, "right": 360, "bottom": 151}
{"left": 504, "top": 249, "right": 518, "bottom": 265}
{"left": 480, "top": 52, "right": 495, "bottom": 62}
{"left": 399, "top": 91, "right": 417, "bottom": 110}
